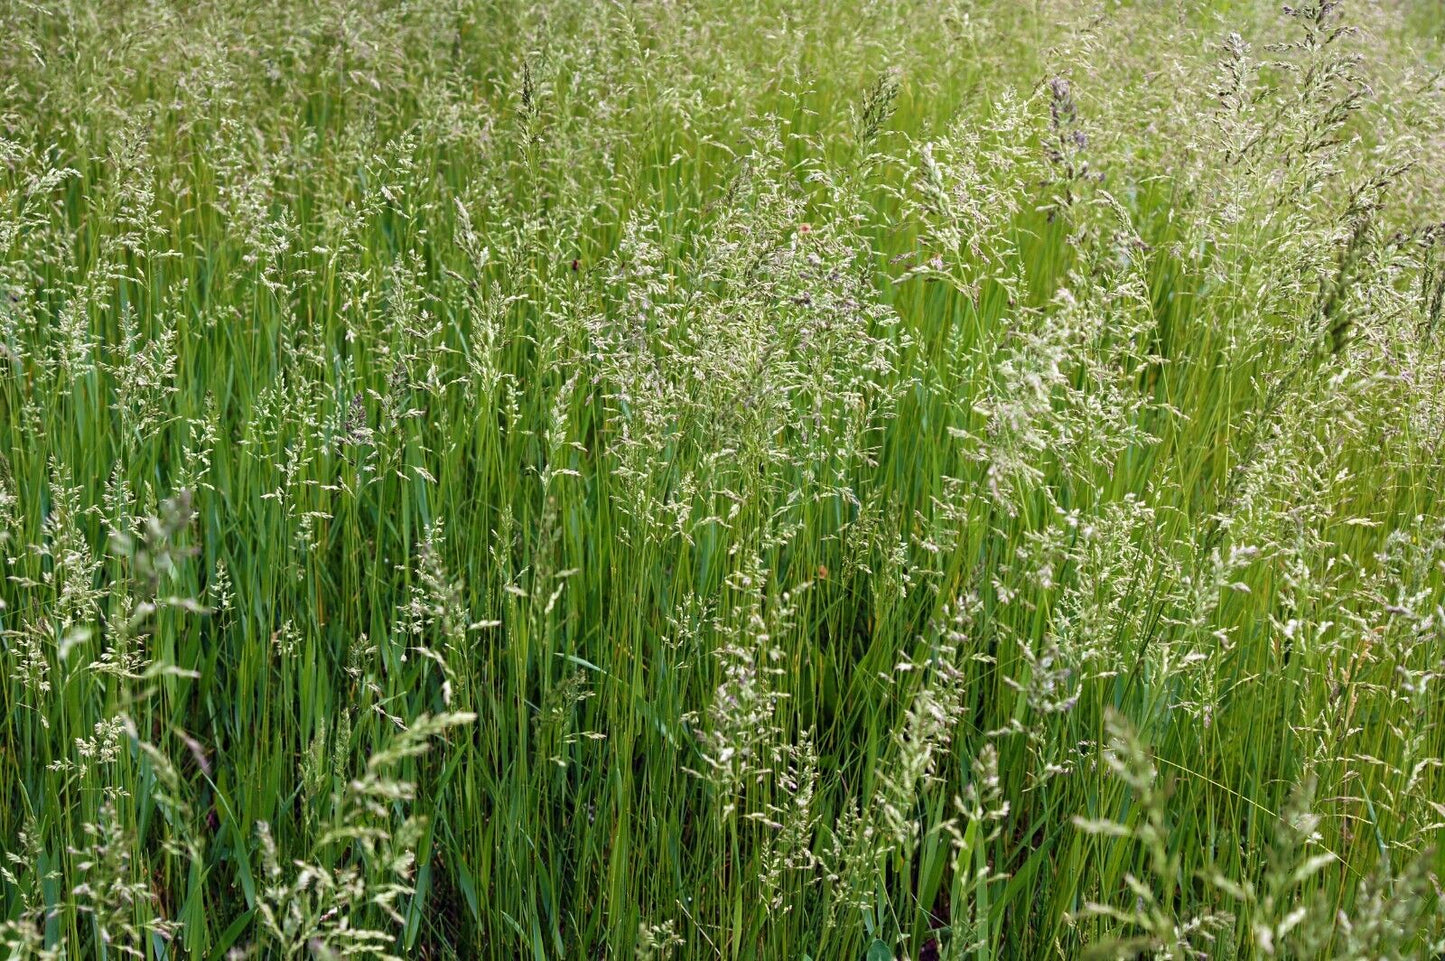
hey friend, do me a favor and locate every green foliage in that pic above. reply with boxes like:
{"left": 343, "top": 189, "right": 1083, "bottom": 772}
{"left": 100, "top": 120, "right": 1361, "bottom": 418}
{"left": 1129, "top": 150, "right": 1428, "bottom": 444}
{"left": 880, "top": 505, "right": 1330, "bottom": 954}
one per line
{"left": 1, "top": 0, "right": 1444, "bottom": 957}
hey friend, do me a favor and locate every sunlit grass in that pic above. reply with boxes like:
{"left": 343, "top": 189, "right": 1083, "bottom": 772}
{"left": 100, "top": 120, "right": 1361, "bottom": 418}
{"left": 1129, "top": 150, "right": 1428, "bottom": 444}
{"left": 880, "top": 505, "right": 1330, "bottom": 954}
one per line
{"left": 1, "top": 1, "right": 1443, "bottom": 958}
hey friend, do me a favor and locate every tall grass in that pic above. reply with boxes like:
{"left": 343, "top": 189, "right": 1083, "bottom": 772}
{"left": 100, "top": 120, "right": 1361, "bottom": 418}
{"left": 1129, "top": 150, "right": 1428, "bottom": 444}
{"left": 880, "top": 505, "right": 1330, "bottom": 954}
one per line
{"left": 2, "top": 0, "right": 1444, "bottom": 957}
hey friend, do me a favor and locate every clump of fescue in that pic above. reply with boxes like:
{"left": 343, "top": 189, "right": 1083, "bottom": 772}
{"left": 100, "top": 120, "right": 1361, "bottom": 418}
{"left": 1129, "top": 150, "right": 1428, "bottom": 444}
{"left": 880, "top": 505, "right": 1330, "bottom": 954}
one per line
{"left": 1072, "top": 710, "right": 1234, "bottom": 960}
{"left": 248, "top": 712, "right": 475, "bottom": 960}
{"left": 689, "top": 553, "right": 795, "bottom": 822}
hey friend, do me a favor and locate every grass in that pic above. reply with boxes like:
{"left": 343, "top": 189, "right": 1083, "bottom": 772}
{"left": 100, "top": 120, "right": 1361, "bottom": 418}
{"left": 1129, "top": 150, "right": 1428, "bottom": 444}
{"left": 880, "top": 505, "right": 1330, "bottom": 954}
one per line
{"left": 1, "top": 0, "right": 1444, "bottom": 958}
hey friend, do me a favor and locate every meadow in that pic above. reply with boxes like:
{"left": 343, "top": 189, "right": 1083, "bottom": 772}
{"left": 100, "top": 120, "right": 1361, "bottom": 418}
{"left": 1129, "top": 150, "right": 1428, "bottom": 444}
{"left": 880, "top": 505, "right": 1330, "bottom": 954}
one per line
{"left": 2, "top": 0, "right": 1445, "bottom": 957}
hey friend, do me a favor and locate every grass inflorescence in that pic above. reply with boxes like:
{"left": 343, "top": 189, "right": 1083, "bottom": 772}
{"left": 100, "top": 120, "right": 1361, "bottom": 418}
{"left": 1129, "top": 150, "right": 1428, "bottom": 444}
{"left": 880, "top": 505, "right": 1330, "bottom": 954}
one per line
{"left": 2, "top": 0, "right": 1444, "bottom": 957}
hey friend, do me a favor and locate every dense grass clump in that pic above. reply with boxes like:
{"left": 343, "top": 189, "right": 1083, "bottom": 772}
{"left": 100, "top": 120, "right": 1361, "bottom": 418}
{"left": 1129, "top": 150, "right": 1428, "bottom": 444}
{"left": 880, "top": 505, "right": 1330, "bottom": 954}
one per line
{"left": 3, "top": 0, "right": 1445, "bottom": 957}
